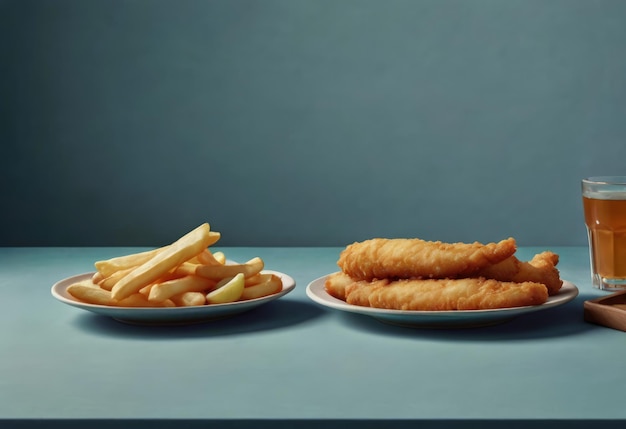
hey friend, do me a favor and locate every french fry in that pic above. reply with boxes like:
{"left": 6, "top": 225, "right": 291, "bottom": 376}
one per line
{"left": 68, "top": 282, "right": 176, "bottom": 307}
{"left": 92, "top": 271, "right": 104, "bottom": 284}
{"left": 172, "top": 261, "right": 201, "bottom": 277}
{"left": 186, "top": 255, "right": 201, "bottom": 264}
{"left": 138, "top": 271, "right": 185, "bottom": 296}
{"left": 119, "top": 293, "right": 176, "bottom": 308}
{"left": 94, "top": 231, "right": 220, "bottom": 278}
{"left": 68, "top": 281, "right": 115, "bottom": 305}
{"left": 240, "top": 274, "right": 283, "bottom": 300}
{"left": 95, "top": 247, "right": 167, "bottom": 278}
{"left": 102, "top": 261, "right": 206, "bottom": 296}
{"left": 196, "top": 257, "right": 264, "bottom": 280}
{"left": 244, "top": 273, "right": 265, "bottom": 287}
{"left": 213, "top": 251, "right": 226, "bottom": 264}
{"left": 139, "top": 283, "right": 154, "bottom": 296}
{"left": 148, "top": 275, "right": 216, "bottom": 302}
{"left": 98, "top": 266, "right": 134, "bottom": 291}
{"left": 111, "top": 223, "right": 216, "bottom": 300}
{"left": 196, "top": 249, "right": 224, "bottom": 266}
{"left": 206, "top": 231, "right": 221, "bottom": 246}
{"left": 170, "top": 292, "right": 206, "bottom": 307}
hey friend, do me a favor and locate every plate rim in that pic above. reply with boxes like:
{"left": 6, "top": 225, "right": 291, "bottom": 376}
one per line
{"left": 305, "top": 272, "right": 579, "bottom": 320}
{"left": 51, "top": 270, "right": 296, "bottom": 317}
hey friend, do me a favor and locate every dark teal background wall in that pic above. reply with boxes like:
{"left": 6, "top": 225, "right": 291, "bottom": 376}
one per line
{"left": 2, "top": 0, "right": 625, "bottom": 246}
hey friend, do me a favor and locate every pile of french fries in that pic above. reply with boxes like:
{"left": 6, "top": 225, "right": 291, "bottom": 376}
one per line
{"left": 66, "top": 223, "right": 283, "bottom": 307}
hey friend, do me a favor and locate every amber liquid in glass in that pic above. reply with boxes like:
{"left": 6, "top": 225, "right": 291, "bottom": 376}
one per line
{"left": 583, "top": 196, "right": 626, "bottom": 280}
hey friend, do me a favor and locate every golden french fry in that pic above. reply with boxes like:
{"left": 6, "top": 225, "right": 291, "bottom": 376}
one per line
{"left": 148, "top": 275, "right": 216, "bottom": 302}
{"left": 172, "top": 261, "right": 201, "bottom": 277}
{"left": 196, "top": 257, "right": 264, "bottom": 280}
{"left": 206, "top": 231, "right": 221, "bottom": 246}
{"left": 244, "top": 273, "right": 264, "bottom": 287}
{"left": 67, "top": 282, "right": 114, "bottom": 305}
{"left": 196, "top": 249, "right": 224, "bottom": 266}
{"left": 95, "top": 247, "right": 167, "bottom": 278}
{"left": 170, "top": 292, "right": 206, "bottom": 307}
{"left": 68, "top": 282, "right": 176, "bottom": 307}
{"left": 94, "top": 231, "right": 220, "bottom": 278}
{"left": 118, "top": 293, "right": 176, "bottom": 308}
{"left": 186, "top": 255, "right": 201, "bottom": 264}
{"left": 138, "top": 271, "right": 185, "bottom": 296}
{"left": 213, "top": 251, "right": 226, "bottom": 264}
{"left": 92, "top": 271, "right": 104, "bottom": 284}
{"left": 240, "top": 274, "right": 283, "bottom": 300}
{"left": 111, "top": 223, "right": 216, "bottom": 300}
{"left": 139, "top": 283, "right": 154, "bottom": 296}
{"left": 74, "top": 279, "right": 103, "bottom": 289}
{"left": 98, "top": 266, "right": 134, "bottom": 291}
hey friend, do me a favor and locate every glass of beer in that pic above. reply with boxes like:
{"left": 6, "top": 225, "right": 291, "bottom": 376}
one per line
{"left": 582, "top": 176, "right": 626, "bottom": 290}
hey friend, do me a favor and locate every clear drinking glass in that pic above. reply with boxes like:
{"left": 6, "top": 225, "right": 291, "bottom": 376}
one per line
{"left": 582, "top": 176, "right": 626, "bottom": 290}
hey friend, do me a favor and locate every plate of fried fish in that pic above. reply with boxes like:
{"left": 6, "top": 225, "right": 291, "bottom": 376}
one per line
{"left": 306, "top": 237, "right": 579, "bottom": 328}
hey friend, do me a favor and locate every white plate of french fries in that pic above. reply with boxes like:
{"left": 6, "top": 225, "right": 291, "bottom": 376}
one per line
{"left": 51, "top": 223, "right": 296, "bottom": 325}
{"left": 52, "top": 269, "right": 295, "bottom": 325}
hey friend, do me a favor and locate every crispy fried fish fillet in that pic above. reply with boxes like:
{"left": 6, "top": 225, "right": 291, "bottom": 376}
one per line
{"left": 342, "top": 275, "right": 548, "bottom": 311}
{"left": 337, "top": 237, "right": 517, "bottom": 280}
{"left": 476, "top": 251, "right": 563, "bottom": 296}
{"left": 324, "top": 271, "right": 354, "bottom": 301}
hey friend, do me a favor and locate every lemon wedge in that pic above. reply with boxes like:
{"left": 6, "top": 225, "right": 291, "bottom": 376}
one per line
{"left": 206, "top": 273, "right": 245, "bottom": 304}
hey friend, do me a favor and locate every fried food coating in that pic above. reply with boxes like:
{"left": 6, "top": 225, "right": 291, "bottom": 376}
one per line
{"left": 344, "top": 276, "right": 548, "bottom": 311}
{"left": 476, "top": 251, "right": 563, "bottom": 296}
{"left": 324, "top": 271, "right": 353, "bottom": 301}
{"left": 337, "top": 237, "right": 517, "bottom": 281}
{"left": 327, "top": 236, "right": 562, "bottom": 312}
{"left": 325, "top": 271, "right": 549, "bottom": 310}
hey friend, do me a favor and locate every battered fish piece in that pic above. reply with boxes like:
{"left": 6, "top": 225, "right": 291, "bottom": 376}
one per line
{"left": 476, "top": 251, "right": 563, "bottom": 296}
{"left": 344, "top": 277, "right": 549, "bottom": 311}
{"left": 337, "top": 237, "right": 517, "bottom": 280}
{"left": 324, "top": 271, "right": 354, "bottom": 301}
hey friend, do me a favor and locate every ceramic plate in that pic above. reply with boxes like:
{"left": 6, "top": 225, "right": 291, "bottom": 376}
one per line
{"left": 306, "top": 273, "right": 578, "bottom": 328}
{"left": 52, "top": 270, "right": 296, "bottom": 325}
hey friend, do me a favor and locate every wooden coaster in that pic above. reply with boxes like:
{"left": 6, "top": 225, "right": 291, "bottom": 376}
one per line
{"left": 584, "top": 290, "right": 626, "bottom": 332}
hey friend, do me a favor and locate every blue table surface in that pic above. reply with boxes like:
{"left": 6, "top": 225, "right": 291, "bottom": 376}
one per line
{"left": 0, "top": 246, "right": 624, "bottom": 424}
